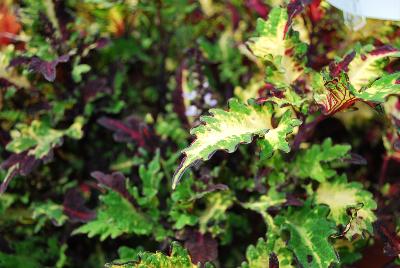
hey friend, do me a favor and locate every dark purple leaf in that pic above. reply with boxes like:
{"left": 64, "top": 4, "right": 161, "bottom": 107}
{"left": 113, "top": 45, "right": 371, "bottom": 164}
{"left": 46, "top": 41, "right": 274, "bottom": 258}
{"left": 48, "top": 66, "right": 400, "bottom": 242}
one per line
{"left": 374, "top": 222, "right": 400, "bottom": 257}
{"left": 285, "top": 0, "right": 313, "bottom": 37}
{"left": 269, "top": 252, "right": 279, "bottom": 268}
{"left": 9, "top": 56, "right": 31, "bottom": 67}
{"left": 0, "top": 152, "right": 39, "bottom": 193}
{"left": 9, "top": 54, "right": 70, "bottom": 82}
{"left": 343, "top": 153, "right": 367, "bottom": 165}
{"left": 370, "top": 45, "right": 398, "bottom": 56}
{"left": 63, "top": 188, "right": 96, "bottom": 222}
{"left": 97, "top": 116, "right": 156, "bottom": 150}
{"left": 183, "top": 230, "right": 218, "bottom": 264}
{"left": 90, "top": 171, "right": 131, "bottom": 201}
{"left": 82, "top": 78, "right": 112, "bottom": 103}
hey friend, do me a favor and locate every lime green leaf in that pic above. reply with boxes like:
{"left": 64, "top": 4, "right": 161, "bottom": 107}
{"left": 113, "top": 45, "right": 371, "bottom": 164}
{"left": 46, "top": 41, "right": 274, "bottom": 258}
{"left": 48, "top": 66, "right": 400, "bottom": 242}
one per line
{"left": 348, "top": 46, "right": 400, "bottom": 91}
{"left": 199, "top": 191, "right": 235, "bottom": 235}
{"left": 275, "top": 205, "right": 338, "bottom": 268}
{"left": 105, "top": 242, "right": 205, "bottom": 268}
{"left": 6, "top": 116, "right": 84, "bottom": 159}
{"left": 172, "top": 99, "right": 301, "bottom": 188}
{"left": 352, "top": 72, "right": 400, "bottom": 103}
{"left": 135, "top": 150, "right": 163, "bottom": 205}
{"left": 315, "top": 175, "right": 377, "bottom": 239}
{"left": 248, "top": 7, "right": 307, "bottom": 87}
{"left": 241, "top": 188, "right": 286, "bottom": 221}
{"left": 31, "top": 201, "right": 68, "bottom": 232}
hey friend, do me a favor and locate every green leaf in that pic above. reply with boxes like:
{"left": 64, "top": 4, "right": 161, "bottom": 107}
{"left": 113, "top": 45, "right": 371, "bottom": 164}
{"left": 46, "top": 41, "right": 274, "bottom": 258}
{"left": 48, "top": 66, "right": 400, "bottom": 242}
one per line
{"left": 172, "top": 99, "right": 301, "bottom": 188}
{"left": 105, "top": 242, "right": 206, "bottom": 268}
{"left": 275, "top": 204, "right": 339, "bottom": 268}
{"left": 248, "top": 7, "right": 307, "bottom": 87}
{"left": 291, "top": 138, "right": 350, "bottom": 182}
{"left": 31, "top": 201, "right": 68, "bottom": 232}
{"left": 352, "top": 72, "right": 400, "bottom": 103}
{"left": 348, "top": 45, "right": 400, "bottom": 91}
{"left": 315, "top": 175, "right": 377, "bottom": 239}
{"left": 73, "top": 190, "right": 153, "bottom": 240}
{"left": 135, "top": 150, "right": 163, "bottom": 205}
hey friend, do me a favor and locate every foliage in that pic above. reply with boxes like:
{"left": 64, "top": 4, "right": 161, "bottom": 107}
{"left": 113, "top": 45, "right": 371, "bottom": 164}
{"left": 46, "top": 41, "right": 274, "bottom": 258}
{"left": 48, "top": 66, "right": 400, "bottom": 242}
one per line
{"left": 1, "top": 0, "right": 400, "bottom": 267}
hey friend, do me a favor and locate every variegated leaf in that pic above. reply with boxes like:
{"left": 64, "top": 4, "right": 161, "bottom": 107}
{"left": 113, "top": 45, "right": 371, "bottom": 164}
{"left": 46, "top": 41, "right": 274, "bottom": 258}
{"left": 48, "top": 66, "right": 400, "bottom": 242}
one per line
{"left": 248, "top": 7, "right": 307, "bottom": 87}
{"left": 348, "top": 45, "right": 400, "bottom": 91}
{"left": 172, "top": 99, "right": 301, "bottom": 188}
{"left": 315, "top": 175, "right": 377, "bottom": 239}
{"left": 352, "top": 72, "right": 400, "bottom": 103}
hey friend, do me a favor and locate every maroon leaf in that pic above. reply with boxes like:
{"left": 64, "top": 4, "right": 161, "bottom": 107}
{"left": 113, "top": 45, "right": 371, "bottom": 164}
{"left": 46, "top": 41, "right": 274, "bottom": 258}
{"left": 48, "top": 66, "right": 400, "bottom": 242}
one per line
{"left": 63, "top": 188, "right": 96, "bottom": 222}
{"left": 183, "top": 230, "right": 218, "bottom": 264}
{"left": 90, "top": 171, "right": 131, "bottom": 201}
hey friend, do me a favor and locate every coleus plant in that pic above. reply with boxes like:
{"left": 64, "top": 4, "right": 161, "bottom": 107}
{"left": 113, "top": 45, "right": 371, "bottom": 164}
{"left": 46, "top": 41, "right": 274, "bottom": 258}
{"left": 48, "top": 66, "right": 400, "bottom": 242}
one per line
{"left": 165, "top": 4, "right": 400, "bottom": 268}
{"left": 1, "top": 0, "right": 400, "bottom": 267}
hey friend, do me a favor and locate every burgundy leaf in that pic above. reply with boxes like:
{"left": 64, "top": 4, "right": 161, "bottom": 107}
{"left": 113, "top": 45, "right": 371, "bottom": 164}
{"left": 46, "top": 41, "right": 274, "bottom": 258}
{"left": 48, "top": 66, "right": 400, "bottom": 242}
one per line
{"left": 63, "top": 188, "right": 96, "bottom": 222}
{"left": 227, "top": 3, "right": 240, "bottom": 29}
{"left": 90, "top": 171, "right": 131, "bottom": 201}
{"left": 183, "top": 230, "right": 218, "bottom": 264}
{"left": 329, "top": 51, "right": 356, "bottom": 78}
